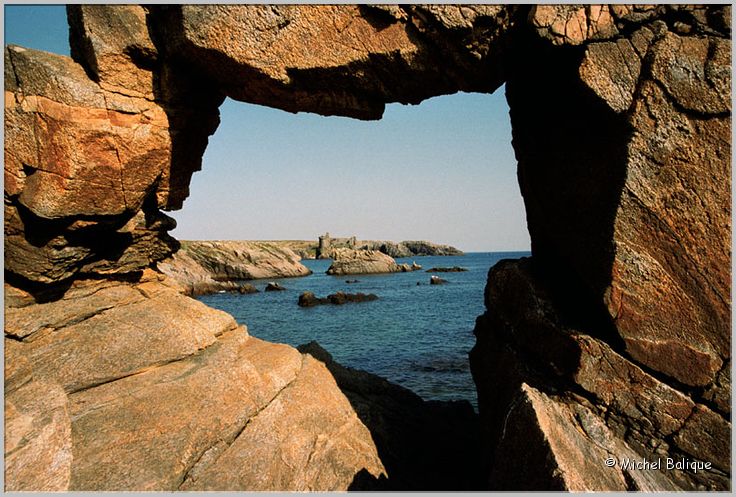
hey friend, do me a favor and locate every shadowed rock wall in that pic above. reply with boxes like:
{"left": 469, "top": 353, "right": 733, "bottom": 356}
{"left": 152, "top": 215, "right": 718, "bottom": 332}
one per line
{"left": 4, "top": 4, "right": 731, "bottom": 491}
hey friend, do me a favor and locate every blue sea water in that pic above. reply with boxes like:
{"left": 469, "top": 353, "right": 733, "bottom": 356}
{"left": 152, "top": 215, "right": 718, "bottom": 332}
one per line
{"left": 197, "top": 251, "right": 530, "bottom": 409}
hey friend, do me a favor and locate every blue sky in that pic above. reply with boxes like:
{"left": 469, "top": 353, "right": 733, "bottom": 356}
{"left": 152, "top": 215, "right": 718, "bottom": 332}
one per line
{"left": 5, "top": 5, "right": 530, "bottom": 252}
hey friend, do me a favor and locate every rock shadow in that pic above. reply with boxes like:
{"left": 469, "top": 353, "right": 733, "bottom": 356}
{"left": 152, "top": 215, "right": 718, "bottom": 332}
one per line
{"left": 297, "top": 341, "right": 486, "bottom": 491}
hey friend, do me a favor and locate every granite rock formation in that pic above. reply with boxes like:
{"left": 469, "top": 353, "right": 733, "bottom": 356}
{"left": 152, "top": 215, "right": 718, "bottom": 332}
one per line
{"left": 326, "top": 248, "right": 402, "bottom": 276}
{"left": 157, "top": 240, "right": 310, "bottom": 295}
{"left": 5, "top": 271, "right": 386, "bottom": 491}
{"left": 4, "top": 3, "right": 731, "bottom": 492}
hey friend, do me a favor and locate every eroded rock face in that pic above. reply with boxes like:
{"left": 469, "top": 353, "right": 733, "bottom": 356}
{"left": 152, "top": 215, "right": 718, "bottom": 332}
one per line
{"left": 4, "top": 43, "right": 178, "bottom": 284}
{"left": 150, "top": 4, "right": 513, "bottom": 120}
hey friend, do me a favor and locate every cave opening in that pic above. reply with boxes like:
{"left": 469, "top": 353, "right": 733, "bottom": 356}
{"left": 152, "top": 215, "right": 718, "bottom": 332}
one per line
{"left": 170, "top": 90, "right": 531, "bottom": 410}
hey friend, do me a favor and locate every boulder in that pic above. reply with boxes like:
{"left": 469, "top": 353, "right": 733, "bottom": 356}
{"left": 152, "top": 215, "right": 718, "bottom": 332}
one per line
{"left": 429, "top": 276, "right": 448, "bottom": 285}
{"left": 237, "top": 283, "right": 258, "bottom": 294}
{"left": 4, "top": 44, "right": 178, "bottom": 284}
{"left": 397, "top": 263, "right": 421, "bottom": 272}
{"left": 326, "top": 249, "right": 401, "bottom": 275}
{"left": 264, "top": 282, "right": 286, "bottom": 292}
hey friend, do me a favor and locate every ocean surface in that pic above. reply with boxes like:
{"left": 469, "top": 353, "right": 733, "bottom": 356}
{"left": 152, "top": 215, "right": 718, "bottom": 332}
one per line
{"left": 197, "top": 251, "right": 530, "bottom": 409}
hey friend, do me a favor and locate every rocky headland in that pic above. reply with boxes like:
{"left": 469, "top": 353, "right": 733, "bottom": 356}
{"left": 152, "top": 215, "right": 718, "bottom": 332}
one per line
{"left": 157, "top": 240, "right": 311, "bottom": 295}
{"left": 359, "top": 240, "right": 464, "bottom": 258}
{"left": 4, "top": 4, "right": 730, "bottom": 492}
{"left": 240, "top": 237, "right": 462, "bottom": 260}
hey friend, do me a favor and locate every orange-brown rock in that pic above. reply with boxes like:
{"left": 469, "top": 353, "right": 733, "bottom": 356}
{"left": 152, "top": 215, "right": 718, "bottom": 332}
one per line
{"left": 489, "top": 383, "right": 679, "bottom": 491}
{"left": 4, "top": 380, "right": 72, "bottom": 491}
{"left": 4, "top": 274, "right": 385, "bottom": 491}
{"left": 153, "top": 4, "right": 512, "bottom": 120}
{"left": 5, "top": 45, "right": 169, "bottom": 219}
{"left": 4, "top": 44, "right": 178, "bottom": 284}
{"left": 67, "top": 5, "right": 158, "bottom": 99}
{"left": 179, "top": 354, "right": 385, "bottom": 491}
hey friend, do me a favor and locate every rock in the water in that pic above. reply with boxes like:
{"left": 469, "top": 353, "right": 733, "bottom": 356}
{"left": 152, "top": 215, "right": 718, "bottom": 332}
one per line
{"left": 264, "top": 282, "right": 286, "bottom": 292}
{"left": 345, "top": 279, "right": 360, "bottom": 284}
{"left": 429, "top": 276, "right": 448, "bottom": 285}
{"left": 426, "top": 266, "right": 467, "bottom": 272}
{"left": 397, "top": 262, "right": 422, "bottom": 272}
{"left": 298, "top": 291, "right": 378, "bottom": 307}
{"left": 237, "top": 283, "right": 258, "bottom": 294}
{"left": 326, "top": 249, "right": 402, "bottom": 275}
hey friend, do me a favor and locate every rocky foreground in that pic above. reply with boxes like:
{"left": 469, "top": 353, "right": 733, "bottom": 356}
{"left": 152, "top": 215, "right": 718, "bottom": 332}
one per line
{"left": 5, "top": 270, "right": 482, "bottom": 491}
{"left": 157, "top": 240, "right": 311, "bottom": 295}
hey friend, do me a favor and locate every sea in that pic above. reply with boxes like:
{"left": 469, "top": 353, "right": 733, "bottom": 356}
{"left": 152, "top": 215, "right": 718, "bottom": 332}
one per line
{"left": 197, "top": 251, "right": 530, "bottom": 410}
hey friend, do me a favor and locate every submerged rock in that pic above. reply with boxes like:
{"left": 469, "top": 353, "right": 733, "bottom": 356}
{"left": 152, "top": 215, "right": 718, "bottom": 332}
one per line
{"left": 430, "top": 276, "right": 448, "bottom": 285}
{"left": 264, "top": 282, "right": 286, "bottom": 292}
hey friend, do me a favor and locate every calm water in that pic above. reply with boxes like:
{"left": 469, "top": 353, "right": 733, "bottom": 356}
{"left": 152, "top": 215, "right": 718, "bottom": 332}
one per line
{"left": 197, "top": 251, "right": 529, "bottom": 408}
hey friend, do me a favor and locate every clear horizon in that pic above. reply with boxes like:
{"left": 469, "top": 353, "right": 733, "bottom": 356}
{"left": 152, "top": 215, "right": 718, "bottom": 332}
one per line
{"left": 5, "top": 5, "right": 532, "bottom": 253}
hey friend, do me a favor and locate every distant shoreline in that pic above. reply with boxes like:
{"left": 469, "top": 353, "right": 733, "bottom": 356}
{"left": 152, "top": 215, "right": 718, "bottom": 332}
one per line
{"left": 178, "top": 239, "right": 531, "bottom": 255}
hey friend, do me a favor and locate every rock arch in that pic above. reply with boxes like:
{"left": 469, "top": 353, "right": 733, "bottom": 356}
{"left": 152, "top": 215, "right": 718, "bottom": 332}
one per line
{"left": 4, "top": 4, "right": 730, "bottom": 491}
